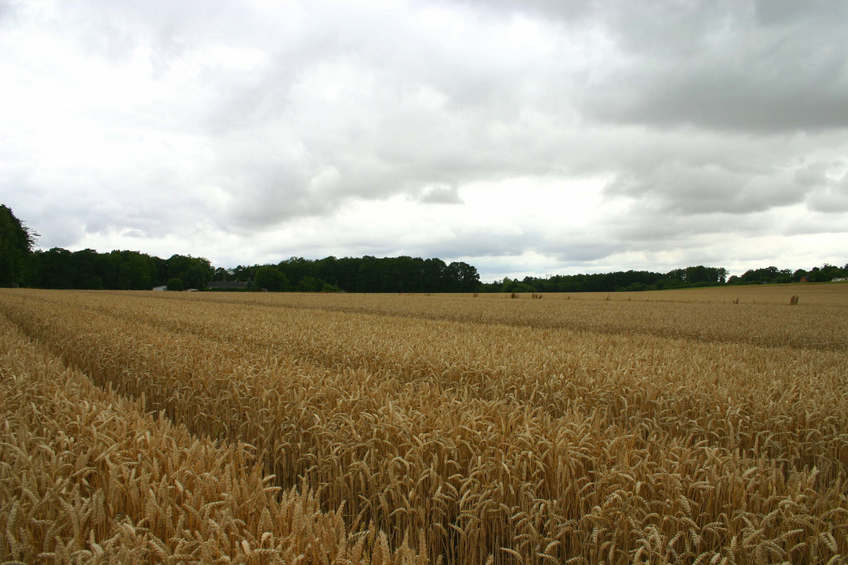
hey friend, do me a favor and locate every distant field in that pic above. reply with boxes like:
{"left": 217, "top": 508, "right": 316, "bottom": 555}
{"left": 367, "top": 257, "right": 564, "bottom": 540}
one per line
{"left": 1, "top": 286, "right": 847, "bottom": 563}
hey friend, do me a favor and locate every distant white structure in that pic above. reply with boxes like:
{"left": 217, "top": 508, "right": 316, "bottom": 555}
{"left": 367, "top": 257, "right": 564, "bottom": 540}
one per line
{"left": 833, "top": 277, "right": 848, "bottom": 282}
{"left": 153, "top": 285, "right": 167, "bottom": 291}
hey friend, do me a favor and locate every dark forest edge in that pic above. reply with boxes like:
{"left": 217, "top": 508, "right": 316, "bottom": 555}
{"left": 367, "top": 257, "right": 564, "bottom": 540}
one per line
{"left": 2, "top": 204, "right": 846, "bottom": 293}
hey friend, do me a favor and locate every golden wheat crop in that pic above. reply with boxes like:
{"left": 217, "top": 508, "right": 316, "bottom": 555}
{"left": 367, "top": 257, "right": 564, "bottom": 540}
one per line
{"left": 89, "top": 284, "right": 848, "bottom": 350}
{"left": 0, "top": 312, "right": 424, "bottom": 563}
{"left": 1, "top": 287, "right": 846, "bottom": 563}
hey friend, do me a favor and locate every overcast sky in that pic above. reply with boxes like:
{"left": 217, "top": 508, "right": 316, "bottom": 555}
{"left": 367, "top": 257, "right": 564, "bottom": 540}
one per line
{"left": 2, "top": 0, "right": 847, "bottom": 281}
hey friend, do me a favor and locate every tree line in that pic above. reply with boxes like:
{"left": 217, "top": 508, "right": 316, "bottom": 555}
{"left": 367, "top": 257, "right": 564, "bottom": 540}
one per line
{"left": 15, "top": 248, "right": 480, "bottom": 293}
{"left": 485, "top": 262, "right": 848, "bottom": 293}
{"left": 1, "top": 204, "right": 846, "bottom": 292}
{"left": 727, "top": 264, "right": 848, "bottom": 284}
{"left": 230, "top": 256, "right": 480, "bottom": 293}
{"left": 486, "top": 266, "right": 730, "bottom": 293}
{"left": 0, "top": 206, "right": 479, "bottom": 292}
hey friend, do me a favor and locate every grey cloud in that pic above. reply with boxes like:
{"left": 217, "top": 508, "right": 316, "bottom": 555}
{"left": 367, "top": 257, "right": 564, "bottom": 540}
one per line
{"left": 62, "top": 0, "right": 267, "bottom": 62}
{"left": 587, "top": 58, "right": 848, "bottom": 133}
{"left": 449, "top": 0, "right": 593, "bottom": 24}
{"left": 29, "top": 205, "right": 87, "bottom": 249}
{"left": 122, "top": 228, "right": 147, "bottom": 239}
{"left": 754, "top": 0, "right": 845, "bottom": 26}
{"left": 413, "top": 229, "right": 623, "bottom": 268}
{"left": 229, "top": 173, "right": 338, "bottom": 228}
{"left": 418, "top": 184, "right": 463, "bottom": 204}
{"left": 605, "top": 162, "right": 807, "bottom": 215}
{"left": 207, "top": 91, "right": 566, "bottom": 228}
{"left": 4, "top": 0, "right": 848, "bottom": 275}
{"left": 806, "top": 173, "right": 848, "bottom": 213}
{"left": 546, "top": 240, "right": 622, "bottom": 263}
{"left": 41, "top": 224, "right": 84, "bottom": 249}
{"left": 182, "top": 2, "right": 585, "bottom": 227}
{"left": 781, "top": 212, "right": 848, "bottom": 236}
{"left": 6, "top": 161, "right": 223, "bottom": 251}
{"left": 794, "top": 161, "right": 833, "bottom": 187}
{"left": 389, "top": 228, "right": 538, "bottom": 261}
{"left": 579, "top": 1, "right": 848, "bottom": 132}
{"left": 0, "top": 0, "right": 14, "bottom": 23}
{"left": 609, "top": 207, "right": 776, "bottom": 244}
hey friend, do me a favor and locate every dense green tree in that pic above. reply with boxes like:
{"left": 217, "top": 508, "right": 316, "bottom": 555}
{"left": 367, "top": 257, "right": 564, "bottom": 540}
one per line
{"left": 278, "top": 257, "right": 315, "bottom": 285}
{"left": 810, "top": 264, "right": 842, "bottom": 282}
{"left": 421, "top": 258, "right": 447, "bottom": 290}
{"left": 166, "top": 254, "right": 212, "bottom": 289}
{"left": 665, "top": 266, "right": 728, "bottom": 285}
{"left": 114, "top": 251, "right": 155, "bottom": 290}
{"left": 212, "top": 267, "right": 232, "bottom": 281}
{"left": 500, "top": 277, "right": 534, "bottom": 293}
{"left": 0, "top": 205, "right": 36, "bottom": 286}
{"left": 298, "top": 275, "right": 324, "bottom": 292}
{"left": 32, "top": 248, "right": 75, "bottom": 288}
{"left": 232, "top": 265, "right": 256, "bottom": 282}
{"left": 730, "top": 266, "right": 796, "bottom": 285}
{"left": 71, "top": 249, "right": 104, "bottom": 289}
{"left": 253, "top": 266, "right": 289, "bottom": 291}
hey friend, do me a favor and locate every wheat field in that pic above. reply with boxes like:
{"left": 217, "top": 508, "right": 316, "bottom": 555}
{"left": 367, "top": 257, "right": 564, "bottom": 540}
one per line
{"left": 1, "top": 285, "right": 847, "bottom": 563}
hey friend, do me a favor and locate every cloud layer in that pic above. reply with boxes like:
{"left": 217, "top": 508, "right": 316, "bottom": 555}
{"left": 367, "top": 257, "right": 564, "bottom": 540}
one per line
{"left": 1, "top": 0, "right": 846, "bottom": 280}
